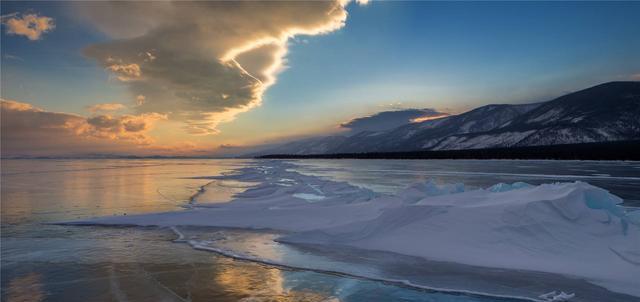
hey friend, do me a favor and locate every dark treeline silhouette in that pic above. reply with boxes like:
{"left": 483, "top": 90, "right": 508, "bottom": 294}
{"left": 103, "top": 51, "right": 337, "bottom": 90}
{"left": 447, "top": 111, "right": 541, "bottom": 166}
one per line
{"left": 258, "top": 140, "right": 640, "bottom": 161}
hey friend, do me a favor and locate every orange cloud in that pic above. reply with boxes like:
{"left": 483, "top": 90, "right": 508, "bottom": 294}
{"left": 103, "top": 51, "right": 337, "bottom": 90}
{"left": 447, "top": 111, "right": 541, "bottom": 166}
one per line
{"left": 105, "top": 62, "right": 141, "bottom": 81}
{"left": 86, "top": 103, "right": 126, "bottom": 113}
{"left": 1, "top": 99, "right": 168, "bottom": 156}
{"left": 410, "top": 114, "right": 450, "bottom": 123}
{"left": 1, "top": 99, "right": 35, "bottom": 111}
{"left": 1, "top": 13, "right": 55, "bottom": 40}
{"left": 82, "top": 112, "right": 167, "bottom": 144}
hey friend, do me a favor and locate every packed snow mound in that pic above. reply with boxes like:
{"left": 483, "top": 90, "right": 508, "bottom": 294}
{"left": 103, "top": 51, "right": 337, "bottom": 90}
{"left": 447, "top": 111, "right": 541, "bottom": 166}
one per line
{"left": 539, "top": 291, "right": 575, "bottom": 302}
{"left": 398, "top": 180, "right": 466, "bottom": 203}
{"left": 282, "top": 180, "right": 640, "bottom": 296}
{"left": 68, "top": 161, "right": 389, "bottom": 232}
{"left": 487, "top": 181, "right": 533, "bottom": 192}
{"left": 64, "top": 160, "right": 640, "bottom": 298}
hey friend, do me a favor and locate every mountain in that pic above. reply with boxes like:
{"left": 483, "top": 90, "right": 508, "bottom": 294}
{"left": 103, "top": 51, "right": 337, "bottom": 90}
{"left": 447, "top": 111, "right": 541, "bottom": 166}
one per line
{"left": 426, "top": 81, "right": 640, "bottom": 150}
{"left": 254, "top": 81, "right": 640, "bottom": 155}
{"left": 252, "top": 135, "right": 348, "bottom": 156}
{"left": 332, "top": 102, "right": 543, "bottom": 152}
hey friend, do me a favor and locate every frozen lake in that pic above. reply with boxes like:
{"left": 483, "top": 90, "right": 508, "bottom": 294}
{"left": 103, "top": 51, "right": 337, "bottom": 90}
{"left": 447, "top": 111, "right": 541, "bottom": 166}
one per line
{"left": 2, "top": 159, "right": 639, "bottom": 302}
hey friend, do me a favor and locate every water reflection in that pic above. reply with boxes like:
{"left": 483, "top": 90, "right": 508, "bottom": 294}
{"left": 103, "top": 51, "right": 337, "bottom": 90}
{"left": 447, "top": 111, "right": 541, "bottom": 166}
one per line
{"left": 1, "top": 160, "right": 341, "bottom": 302}
{"left": 215, "top": 258, "right": 330, "bottom": 301}
{"left": 7, "top": 159, "right": 623, "bottom": 301}
{"left": 6, "top": 273, "right": 45, "bottom": 302}
{"left": 1, "top": 159, "right": 248, "bottom": 224}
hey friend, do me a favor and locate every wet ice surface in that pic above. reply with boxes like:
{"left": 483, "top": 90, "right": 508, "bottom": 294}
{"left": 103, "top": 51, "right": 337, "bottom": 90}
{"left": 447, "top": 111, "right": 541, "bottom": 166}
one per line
{"left": 174, "top": 227, "right": 636, "bottom": 302}
{"left": 3, "top": 225, "right": 507, "bottom": 302}
{"left": 289, "top": 159, "right": 640, "bottom": 207}
{"left": 3, "top": 159, "right": 521, "bottom": 302}
{"left": 64, "top": 159, "right": 640, "bottom": 302}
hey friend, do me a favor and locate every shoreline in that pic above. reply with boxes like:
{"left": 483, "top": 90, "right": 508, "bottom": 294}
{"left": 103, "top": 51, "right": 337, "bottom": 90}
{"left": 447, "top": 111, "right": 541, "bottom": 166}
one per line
{"left": 258, "top": 140, "right": 640, "bottom": 161}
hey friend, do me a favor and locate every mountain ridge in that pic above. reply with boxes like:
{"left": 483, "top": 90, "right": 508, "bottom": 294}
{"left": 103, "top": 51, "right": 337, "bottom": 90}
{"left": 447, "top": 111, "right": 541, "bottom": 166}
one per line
{"left": 252, "top": 81, "right": 640, "bottom": 156}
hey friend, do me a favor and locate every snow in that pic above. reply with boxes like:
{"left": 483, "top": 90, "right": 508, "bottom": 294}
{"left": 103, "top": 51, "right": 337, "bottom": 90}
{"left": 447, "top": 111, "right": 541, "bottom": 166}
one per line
{"left": 420, "top": 138, "right": 440, "bottom": 149}
{"left": 570, "top": 116, "right": 585, "bottom": 123}
{"left": 284, "top": 181, "right": 639, "bottom": 297}
{"left": 398, "top": 180, "right": 466, "bottom": 203}
{"left": 539, "top": 291, "right": 575, "bottom": 302}
{"left": 292, "top": 193, "right": 326, "bottom": 202}
{"left": 402, "top": 130, "right": 417, "bottom": 139}
{"left": 62, "top": 160, "right": 640, "bottom": 299}
{"left": 527, "top": 108, "right": 564, "bottom": 124}
{"left": 487, "top": 181, "right": 533, "bottom": 192}
{"left": 431, "top": 130, "right": 536, "bottom": 150}
{"left": 459, "top": 120, "right": 477, "bottom": 133}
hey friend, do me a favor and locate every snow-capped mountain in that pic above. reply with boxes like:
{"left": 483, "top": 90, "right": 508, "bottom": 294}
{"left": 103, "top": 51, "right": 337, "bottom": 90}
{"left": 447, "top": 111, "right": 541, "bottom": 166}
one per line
{"left": 428, "top": 81, "right": 640, "bottom": 150}
{"left": 331, "top": 102, "right": 544, "bottom": 152}
{"left": 255, "top": 81, "right": 640, "bottom": 155}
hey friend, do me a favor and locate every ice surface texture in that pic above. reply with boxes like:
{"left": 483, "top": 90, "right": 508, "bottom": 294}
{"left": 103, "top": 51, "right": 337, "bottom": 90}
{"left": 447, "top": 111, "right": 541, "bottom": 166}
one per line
{"left": 65, "top": 160, "right": 640, "bottom": 298}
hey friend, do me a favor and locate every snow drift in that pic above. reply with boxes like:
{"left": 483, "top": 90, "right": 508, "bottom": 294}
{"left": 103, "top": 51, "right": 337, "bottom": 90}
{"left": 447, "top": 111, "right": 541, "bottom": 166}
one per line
{"left": 282, "top": 181, "right": 639, "bottom": 296}
{"left": 63, "top": 160, "right": 640, "bottom": 298}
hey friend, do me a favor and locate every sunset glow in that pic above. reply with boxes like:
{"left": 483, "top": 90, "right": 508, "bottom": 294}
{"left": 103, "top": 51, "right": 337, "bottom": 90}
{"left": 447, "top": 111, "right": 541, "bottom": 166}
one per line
{"left": 2, "top": 1, "right": 639, "bottom": 157}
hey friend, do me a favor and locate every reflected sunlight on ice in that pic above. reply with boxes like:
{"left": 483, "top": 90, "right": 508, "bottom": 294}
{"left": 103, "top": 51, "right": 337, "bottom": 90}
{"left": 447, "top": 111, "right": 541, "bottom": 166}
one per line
{"left": 63, "top": 160, "right": 640, "bottom": 302}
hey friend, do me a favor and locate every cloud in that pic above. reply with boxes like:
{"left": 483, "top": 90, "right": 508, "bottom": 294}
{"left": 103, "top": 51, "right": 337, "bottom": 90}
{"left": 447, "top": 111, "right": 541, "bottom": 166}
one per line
{"left": 105, "top": 62, "right": 141, "bottom": 81}
{"left": 631, "top": 73, "right": 640, "bottom": 81}
{"left": 79, "top": 1, "right": 364, "bottom": 135}
{"left": 83, "top": 112, "right": 167, "bottom": 144}
{"left": 410, "top": 113, "right": 451, "bottom": 123}
{"left": 86, "top": 103, "right": 126, "bottom": 113}
{"left": 1, "top": 13, "right": 55, "bottom": 40}
{"left": 1, "top": 99, "right": 166, "bottom": 156}
{"left": 340, "top": 108, "right": 449, "bottom": 133}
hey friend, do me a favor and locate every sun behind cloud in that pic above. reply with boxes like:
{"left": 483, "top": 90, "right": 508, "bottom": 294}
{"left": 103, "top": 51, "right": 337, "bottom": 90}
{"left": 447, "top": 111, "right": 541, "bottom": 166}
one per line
{"left": 80, "top": 0, "right": 366, "bottom": 137}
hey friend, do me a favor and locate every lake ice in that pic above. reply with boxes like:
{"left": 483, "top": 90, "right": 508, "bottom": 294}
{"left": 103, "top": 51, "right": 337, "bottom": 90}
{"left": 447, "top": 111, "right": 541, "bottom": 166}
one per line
{"left": 61, "top": 160, "right": 640, "bottom": 302}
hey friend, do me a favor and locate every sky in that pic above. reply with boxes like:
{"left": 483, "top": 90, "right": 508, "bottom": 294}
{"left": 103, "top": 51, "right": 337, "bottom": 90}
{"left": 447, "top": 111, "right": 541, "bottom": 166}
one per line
{"left": 1, "top": 1, "right": 639, "bottom": 157}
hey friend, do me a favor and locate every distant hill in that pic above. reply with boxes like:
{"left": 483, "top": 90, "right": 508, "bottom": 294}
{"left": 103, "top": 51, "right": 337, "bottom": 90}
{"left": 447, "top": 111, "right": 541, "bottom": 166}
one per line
{"left": 251, "top": 135, "right": 348, "bottom": 156}
{"left": 253, "top": 81, "right": 640, "bottom": 156}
